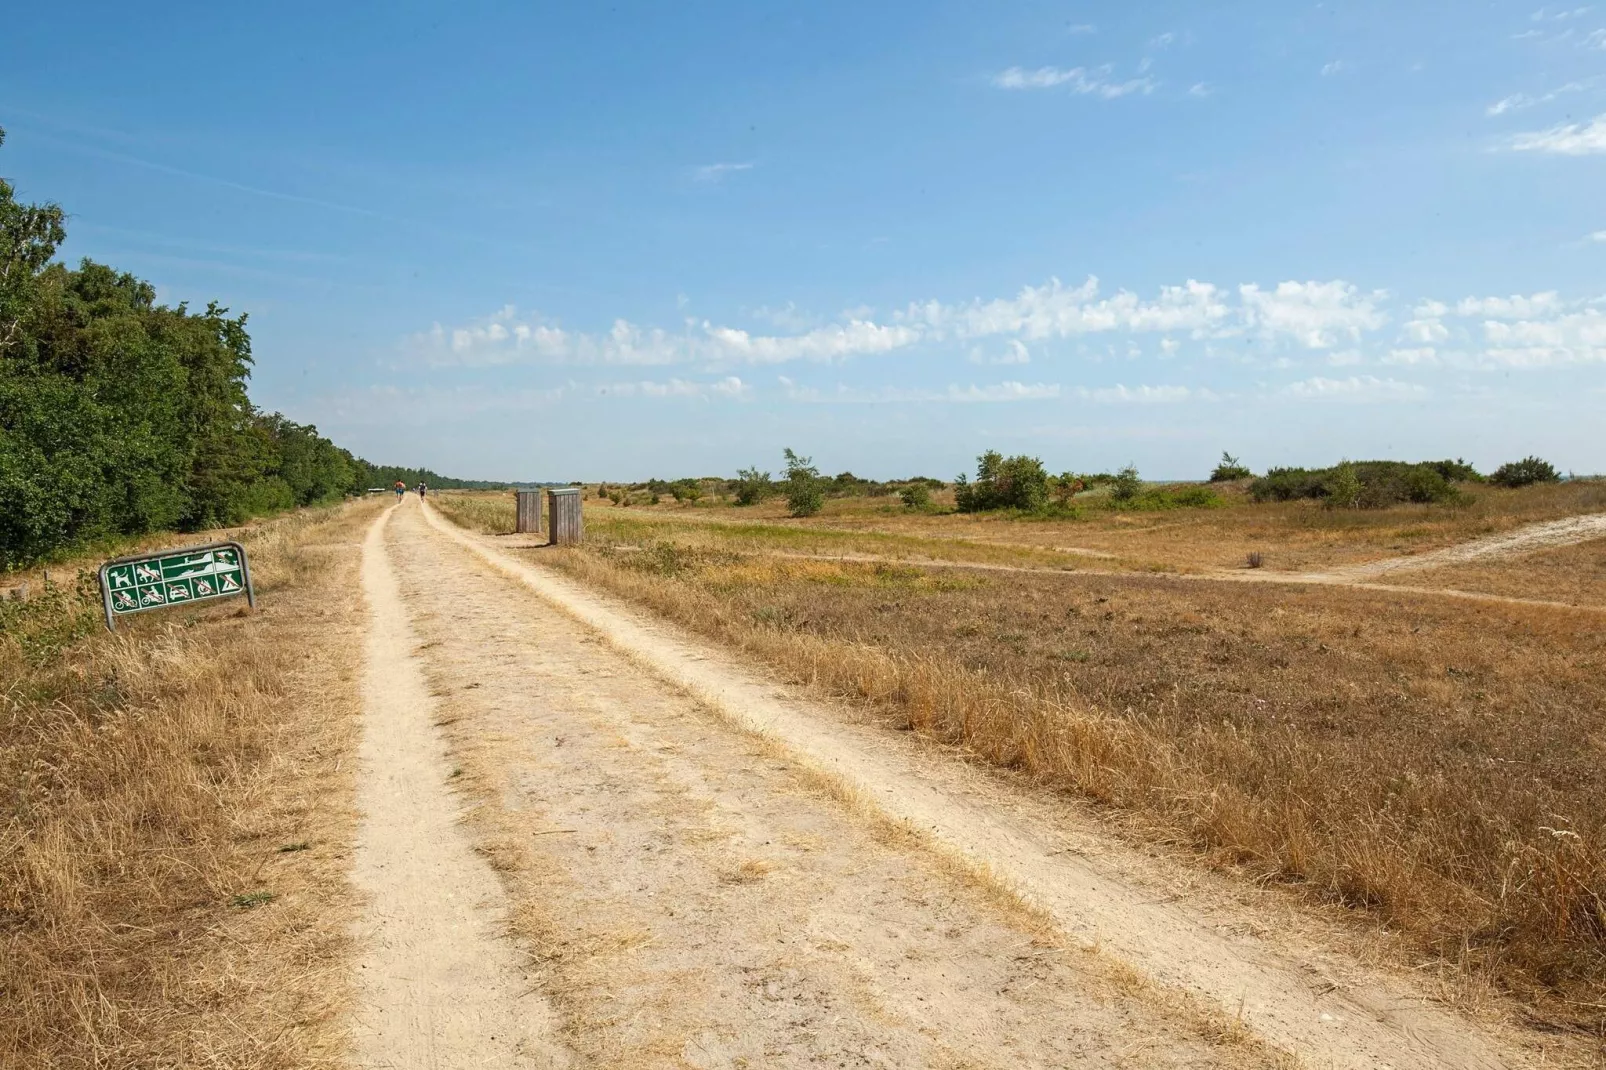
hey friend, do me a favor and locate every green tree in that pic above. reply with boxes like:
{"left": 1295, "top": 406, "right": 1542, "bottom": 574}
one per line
{"left": 732, "top": 466, "right": 772, "bottom": 505}
{"left": 1110, "top": 465, "right": 1142, "bottom": 503}
{"left": 782, "top": 448, "right": 825, "bottom": 517}
{"left": 1324, "top": 461, "right": 1362, "bottom": 509}
{"left": 1210, "top": 452, "right": 1252, "bottom": 482}
{"left": 954, "top": 451, "right": 1049, "bottom": 512}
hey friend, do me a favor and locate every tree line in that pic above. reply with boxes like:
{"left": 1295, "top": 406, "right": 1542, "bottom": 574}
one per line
{"left": 0, "top": 128, "right": 486, "bottom": 570}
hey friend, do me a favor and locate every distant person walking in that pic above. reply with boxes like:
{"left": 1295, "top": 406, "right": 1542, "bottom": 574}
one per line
{"left": 394, "top": 480, "right": 406, "bottom": 500}
{"left": 417, "top": 481, "right": 428, "bottom": 499}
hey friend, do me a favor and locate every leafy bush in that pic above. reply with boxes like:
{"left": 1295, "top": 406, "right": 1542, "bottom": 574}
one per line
{"left": 1210, "top": 452, "right": 1252, "bottom": 482}
{"left": 1110, "top": 465, "right": 1142, "bottom": 503}
{"left": 1051, "top": 473, "right": 1085, "bottom": 505}
{"left": 732, "top": 467, "right": 772, "bottom": 506}
{"left": 782, "top": 448, "right": 825, "bottom": 517}
{"left": 669, "top": 478, "right": 703, "bottom": 502}
{"left": 1490, "top": 456, "right": 1559, "bottom": 488}
{"left": 953, "top": 451, "right": 1049, "bottom": 512}
{"left": 898, "top": 483, "right": 931, "bottom": 510}
{"left": 1324, "top": 461, "right": 1362, "bottom": 510}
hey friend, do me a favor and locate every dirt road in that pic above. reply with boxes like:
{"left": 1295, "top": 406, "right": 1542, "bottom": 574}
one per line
{"left": 348, "top": 499, "right": 1535, "bottom": 1068}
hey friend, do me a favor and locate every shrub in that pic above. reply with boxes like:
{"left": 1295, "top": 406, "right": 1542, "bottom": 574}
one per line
{"left": 669, "top": 478, "right": 703, "bottom": 502}
{"left": 732, "top": 466, "right": 772, "bottom": 506}
{"left": 1324, "top": 461, "right": 1362, "bottom": 510}
{"left": 1110, "top": 465, "right": 1142, "bottom": 503}
{"left": 1252, "top": 459, "right": 1467, "bottom": 508}
{"left": 782, "top": 448, "right": 825, "bottom": 517}
{"left": 1210, "top": 452, "right": 1252, "bottom": 482}
{"left": 1490, "top": 456, "right": 1559, "bottom": 488}
{"left": 899, "top": 483, "right": 931, "bottom": 510}
{"left": 954, "top": 451, "right": 1050, "bottom": 512}
{"left": 1051, "top": 472, "right": 1084, "bottom": 506}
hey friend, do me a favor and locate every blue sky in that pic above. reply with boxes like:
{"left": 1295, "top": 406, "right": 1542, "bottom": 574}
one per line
{"left": 4, "top": 1, "right": 1605, "bottom": 480}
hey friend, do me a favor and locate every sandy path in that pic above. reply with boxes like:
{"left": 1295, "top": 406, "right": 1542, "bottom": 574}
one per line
{"left": 349, "top": 505, "right": 566, "bottom": 1068}
{"left": 384, "top": 501, "right": 1272, "bottom": 1068}
{"left": 1314, "top": 512, "right": 1606, "bottom": 579}
{"left": 418, "top": 501, "right": 1529, "bottom": 1070}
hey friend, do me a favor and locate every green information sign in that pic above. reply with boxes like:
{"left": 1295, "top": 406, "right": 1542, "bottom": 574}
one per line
{"left": 98, "top": 541, "right": 255, "bottom": 630}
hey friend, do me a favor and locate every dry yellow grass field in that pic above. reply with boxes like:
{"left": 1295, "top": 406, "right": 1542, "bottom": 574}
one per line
{"left": 436, "top": 486, "right": 1606, "bottom": 1031}
{"left": 0, "top": 500, "right": 378, "bottom": 1069}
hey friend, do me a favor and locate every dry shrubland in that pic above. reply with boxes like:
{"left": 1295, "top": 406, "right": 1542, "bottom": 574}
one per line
{"left": 435, "top": 489, "right": 1606, "bottom": 1026}
{"left": 0, "top": 502, "right": 376, "bottom": 1068}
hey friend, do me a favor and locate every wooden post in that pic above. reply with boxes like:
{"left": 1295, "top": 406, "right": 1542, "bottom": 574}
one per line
{"left": 546, "top": 487, "right": 583, "bottom": 546}
{"left": 515, "top": 489, "right": 543, "bottom": 534}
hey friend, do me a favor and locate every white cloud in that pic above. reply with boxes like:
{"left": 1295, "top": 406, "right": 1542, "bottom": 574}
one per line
{"left": 418, "top": 279, "right": 1606, "bottom": 380}
{"left": 1453, "top": 292, "right": 1561, "bottom": 318}
{"left": 992, "top": 65, "right": 1155, "bottom": 98}
{"left": 1321, "top": 60, "right": 1346, "bottom": 76}
{"left": 1067, "top": 23, "right": 1096, "bottom": 34}
{"left": 1238, "top": 280, "right": 1389, "bottom": 348}
{"left": 1480, "top": 307, "right": 1606, "bottom": 366}
{"left": 1188, "top": 82, "right": 1214, "bottom": 97}
{"left": 1149, "top": 31, "right": 1176, "bottom": 48}
{"left": 911, "top": 276, "right": 1231, "bottom": 341}
{"left": 948, "top": 381, "right": 1060, "bottom": 402}
{"left": 1280, "top": 375, "right": 1427, "bottom": 400}
{"left": 703, "top": 319, "right": 921, "bottom": 364}
{"left": 600, "top": 376, "right": 752, "bottom": 400}
{"left": 1590, "top": 229, "right": 1606, "bottom": 242}
{"left": 692, "top": 161, "right": 755, "bottom": 183}
{"left": 1073, "top": 383, "right": 1199, "bottom": 403}
{"left": 1486, "top": 79, "right": 1596, "bottom": 116}
{"left": 1385, "top": 347, "right": 1441, "bottom": 365}
{"left": 778, "top": 378, "right": 1060, "bottom": 404}
{"left": 1508, "top": 113, "right": 1606, "bottom": 153}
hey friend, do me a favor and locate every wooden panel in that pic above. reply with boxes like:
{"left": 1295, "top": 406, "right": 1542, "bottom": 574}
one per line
{"left": 546, "top": 488, "right": 583, "bottom": 546}
{"left": 515, "top": 489, "right": 543, "bottom": 533}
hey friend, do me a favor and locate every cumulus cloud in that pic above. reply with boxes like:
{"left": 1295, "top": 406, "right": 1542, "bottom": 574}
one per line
{"left": 599, "top": 376, "right": 752, "bottom": 399}
{"left": 1238, "top": 281, "right": 1389, "bottom": 348}
{"left": 1508, "top": 113, "right": 1606, "bottom": 153}
{"left": 1073, "top": 383, "right": 1200, "bottom": 403}
{"left": 1280, "top": 375, "right": 1426, "bottom": 400}
{"left": 992, "top": 65, "right": 1155, "bottom": 97}
{"left": 1321, "top": 60, "right": 1346, "bottom": 76}
{"left": 909, "top": 276, "right": 1230, "bottom": 341}
{"left": 778, "top": 378, "right": 1060, "bottom": 404}
{"left": 1453, "top": 292, "right": 1561, "bottom": 317}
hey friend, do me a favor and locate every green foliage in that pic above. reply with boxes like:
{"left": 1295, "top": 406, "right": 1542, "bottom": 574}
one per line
{"left": 1490, "top": 456, "right": 1559, "bottom": 488}
{"left": 1324, "top": 461, "right": 1363, "bottom": 510}
{"left": 1110, "top": 465, "right": 1142, "bottom": 503}
{"left": 953, "top": 451, "right": 1049, "bottom": 512}
{"left": 0, "top": 126, "right": 465, "bottom": 568}
{"left": 732, "top": 466, "right": 772, "bottom": 506}
{"left": 898, "top": 483, "right": 931, "bottom": 510}
{"left": 782, "top": 448, "right": 825, "bottom": 517}
{"left": 1210, "top": 451, "right": 1252, "bottom": 482}
{"left": 1250, "top": 459, "right": 1472, "bottom": 509}
{"left": 668, "top": 478, "right": 704, "bottom": 502}
{"left": 1051, "top": 472, "right": 1085, "bottom": 505}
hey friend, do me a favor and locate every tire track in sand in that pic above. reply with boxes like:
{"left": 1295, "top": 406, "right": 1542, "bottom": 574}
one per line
{"left": 349, "top": 504, "right": 566, "bottom": 1068}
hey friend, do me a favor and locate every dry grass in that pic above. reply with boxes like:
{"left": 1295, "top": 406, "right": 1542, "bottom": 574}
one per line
{"left": 435, "top": 488, "right": 1606, "bottom": 1030}
{"left": 0, "top": 501, "right": 378, "bottom": 1069}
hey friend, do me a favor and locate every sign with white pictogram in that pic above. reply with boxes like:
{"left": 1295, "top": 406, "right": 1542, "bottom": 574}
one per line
{"left": 97, "top": 542, "right": 255, "bottom": 630}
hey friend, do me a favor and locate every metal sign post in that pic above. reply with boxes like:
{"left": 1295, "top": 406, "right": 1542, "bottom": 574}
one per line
{"left": 97, "top": 541, "right": 256, "bottom": 631}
